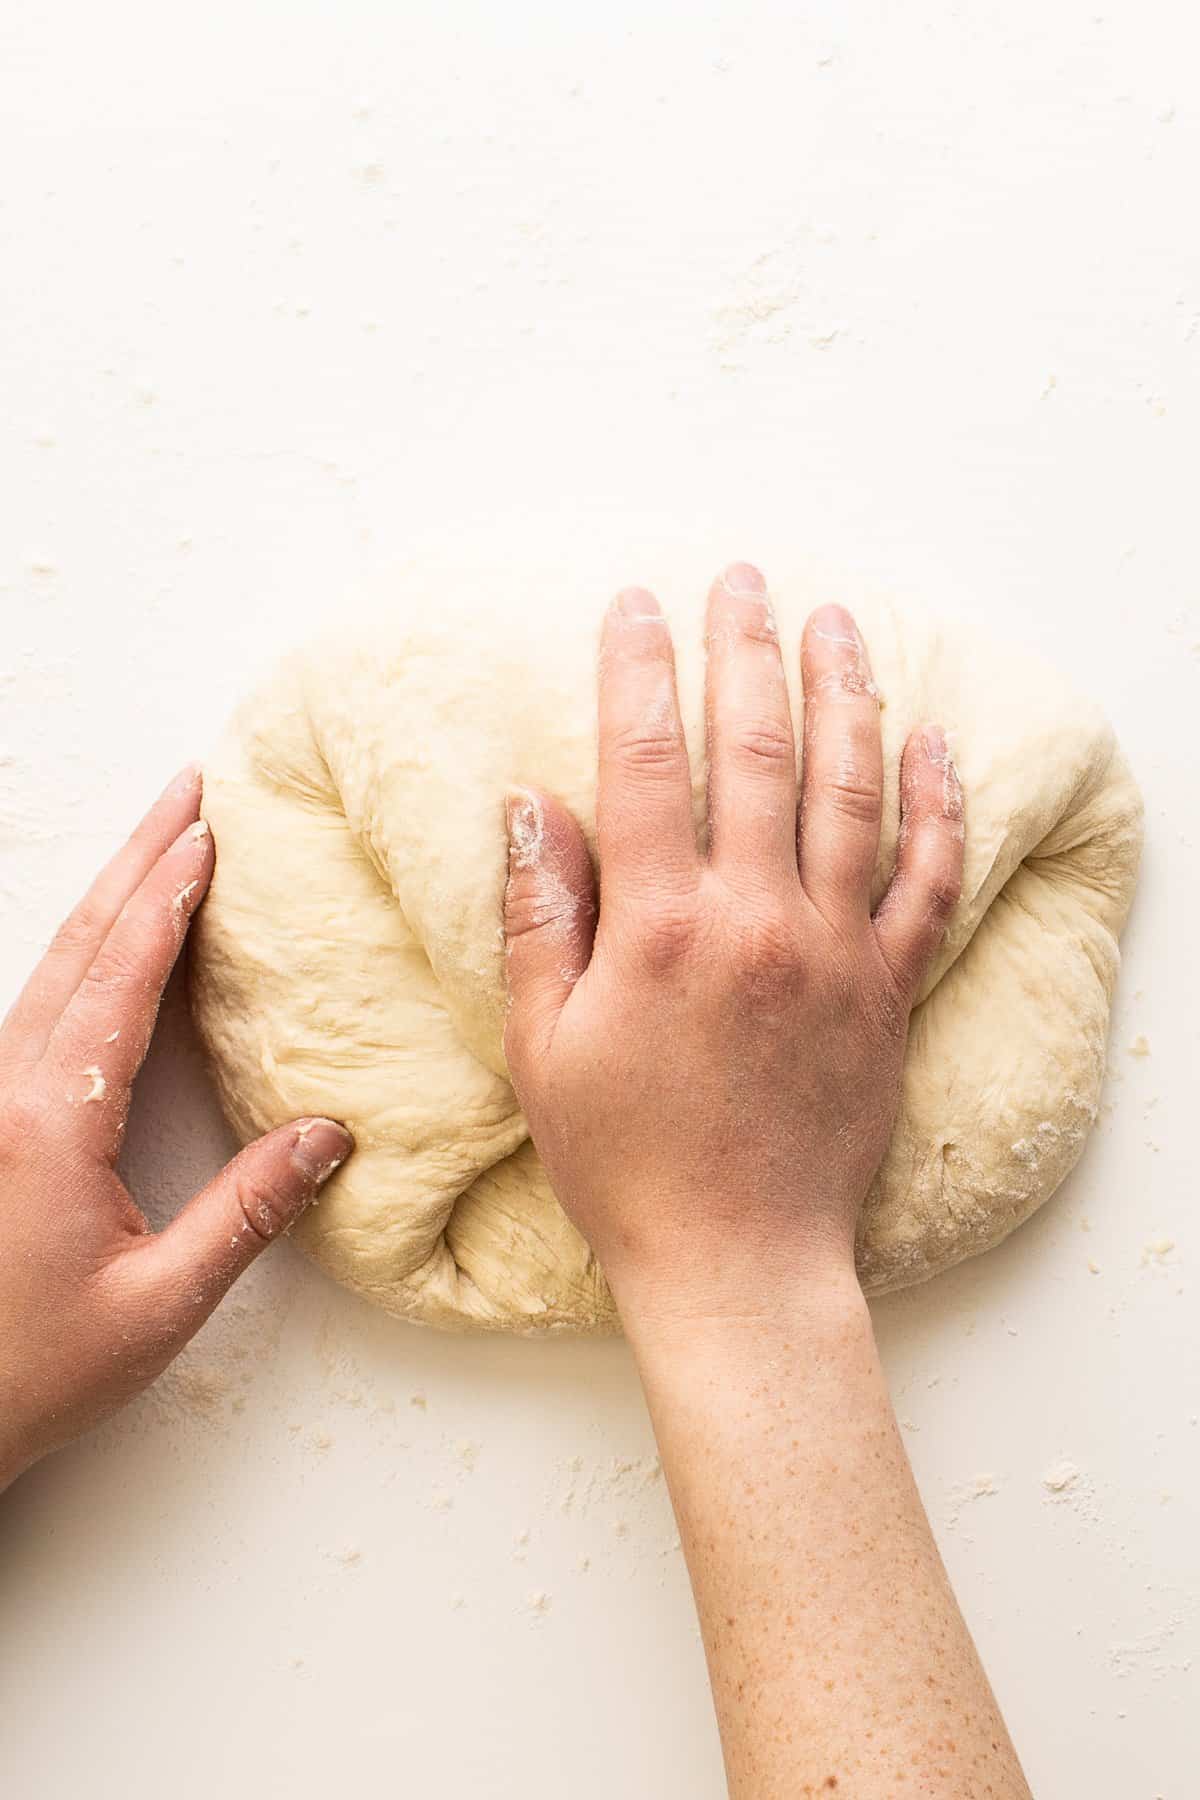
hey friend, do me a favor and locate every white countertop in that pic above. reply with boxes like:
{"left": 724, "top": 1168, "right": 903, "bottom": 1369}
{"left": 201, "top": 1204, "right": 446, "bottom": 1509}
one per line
{"left": 2, "top": 3, "right": 1197, "bottom": 1794}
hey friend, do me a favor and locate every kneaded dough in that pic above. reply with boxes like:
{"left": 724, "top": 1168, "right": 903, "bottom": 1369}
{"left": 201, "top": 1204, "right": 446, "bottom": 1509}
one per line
{"left": 190, "top": 570, "right": 1142, "bottom": 1332}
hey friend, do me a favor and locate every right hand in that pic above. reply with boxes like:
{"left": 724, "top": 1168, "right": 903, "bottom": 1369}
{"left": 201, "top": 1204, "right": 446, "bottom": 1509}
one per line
{"left": 501, "top": 562, "right": 964, "bottom": 1328}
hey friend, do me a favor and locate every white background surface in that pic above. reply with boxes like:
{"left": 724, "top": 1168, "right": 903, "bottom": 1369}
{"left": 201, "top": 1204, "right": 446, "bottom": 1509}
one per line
{"left": 1, "top": 3, "right": 1197, "bottom": 1794}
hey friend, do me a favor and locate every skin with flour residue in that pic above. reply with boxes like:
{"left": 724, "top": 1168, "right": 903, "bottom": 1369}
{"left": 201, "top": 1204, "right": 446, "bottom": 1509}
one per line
{"left": 0, "top": 767, "right": 354, "bottom": 1491}
{"left": 505, "top": 787, "right": 596, "bottom": 991}
{"left": 502, "top": 563, "right": 1029, "bottom": 1799}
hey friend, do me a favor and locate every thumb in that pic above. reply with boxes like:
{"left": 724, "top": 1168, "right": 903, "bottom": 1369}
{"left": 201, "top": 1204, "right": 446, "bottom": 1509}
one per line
{"left": 503, "top": 786, "right": 597, "bottom": 1068}
{"left": 132, "top": 1117, "right": 353, "bottom": 1338}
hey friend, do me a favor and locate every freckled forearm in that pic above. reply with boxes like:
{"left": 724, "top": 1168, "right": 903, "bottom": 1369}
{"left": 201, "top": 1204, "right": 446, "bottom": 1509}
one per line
{"left": 623, "top": 1274, "right": 1031, "bottom": 1799}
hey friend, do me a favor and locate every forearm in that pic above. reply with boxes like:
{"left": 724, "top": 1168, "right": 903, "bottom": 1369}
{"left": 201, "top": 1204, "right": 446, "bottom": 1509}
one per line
{"left": 624, "top": 1268, "right": 1030, "bottom": 1799}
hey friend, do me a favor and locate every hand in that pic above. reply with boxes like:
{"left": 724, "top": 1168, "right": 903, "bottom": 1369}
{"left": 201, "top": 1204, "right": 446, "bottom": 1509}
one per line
{"left": 502, "top": 562, "right": 964, "bottom": 1327}
{"left": 502, "top": 569, "right": 1031, "bottom": 1799}
{"left": 0, "top": 767, "right": 352, "bottom": 1491}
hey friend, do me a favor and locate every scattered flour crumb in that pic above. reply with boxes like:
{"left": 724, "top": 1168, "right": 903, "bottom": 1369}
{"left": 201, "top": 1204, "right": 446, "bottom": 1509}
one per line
{"left": 945, "top": 1473, "right": 1000, "bottom": 1529}
{"left": 410, "top": 1392, "right": 428, "bottom": 1411}
{"left": 527, "top": 1590, "right": 552, "bottom": 1616}
{"left": 1041, "top": 1462, "right": 1102, "bottom": 1527}
{"left": 1127, "top": 1035, "right": 1151, "bottom": 1058}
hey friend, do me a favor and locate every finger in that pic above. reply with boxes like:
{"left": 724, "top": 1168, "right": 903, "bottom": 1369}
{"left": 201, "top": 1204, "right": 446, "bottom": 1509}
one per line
{"left": 596, "top": 588, "right": 697, "bottom": 909}
{"left": 1, "top": 765, "right": 203, "bottom": 1064}
{"left": 874, "top": 725, "right": 965, "bottom": 997}
{"left": 502, "top": 786, "right": 597, "bottom": 1070}
{"left": 704, "top": 562, "right": 798, "bottom": 887}
{"left": 124, "top": 1119, "right": 352, "bottom": 1342}
{"left": 48, "top": 817, "right": 214, "bottom": 1117}
{"left": 797, "top": 604, "right": 885, "bottom": 922}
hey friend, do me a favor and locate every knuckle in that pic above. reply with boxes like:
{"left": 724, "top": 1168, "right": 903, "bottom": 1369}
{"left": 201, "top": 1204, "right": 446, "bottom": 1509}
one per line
{"left": 822, "top": 773, "right": 883, "bottom": 826}
{"left": 734, "top": 906, "right": 802, "bottom": 977}
{"left": 731, "top": 615, "right": 780, "bottom": 652}
{"left": 80, "top": 935, "right": 147, "bottom": 997}
{"left": 637, "top": 899, "right": 698, "bottom": 973}
{"left": 233, "top": 1170, "right": 296, "bottom": 1245}
{"left": 504, "top": 889, "right": 549, "bottom": 943}
{"left": 609, "top": 725, "right": 687, "bottom": 778}
{"left": 926, "top": 868, "right": 963, "bottom": 918}
{"left": 728, "top": 720, "right": 794, "bottom": 774}
{"left": 505, "top": 884, "right": 590, "bottom": 946}
{"left": 51, "top": 904, "right": 103, "bottom": 960}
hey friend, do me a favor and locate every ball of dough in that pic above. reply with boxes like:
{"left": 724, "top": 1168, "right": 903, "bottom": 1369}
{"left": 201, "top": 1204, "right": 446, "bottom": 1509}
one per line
{"left": 190, "top": 574, "right": 1142, "bottom": 1331}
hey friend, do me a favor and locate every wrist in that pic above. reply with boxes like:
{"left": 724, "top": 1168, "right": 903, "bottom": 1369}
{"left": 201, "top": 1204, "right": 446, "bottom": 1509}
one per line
{"left": 614, "top": 1248, "right": 868, "bottom": 1377}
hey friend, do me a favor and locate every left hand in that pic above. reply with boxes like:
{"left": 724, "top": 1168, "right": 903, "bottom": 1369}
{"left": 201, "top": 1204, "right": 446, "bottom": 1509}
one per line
{"left": 0, "top": 766, "right": 352, "bottom": 1491}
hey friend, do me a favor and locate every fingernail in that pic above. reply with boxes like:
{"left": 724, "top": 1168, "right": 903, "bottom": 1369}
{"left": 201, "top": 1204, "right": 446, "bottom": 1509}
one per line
{"left": 291, "top": 1118, "right": 353, "bottom": 1186}
{"left": 505, "top": 786, "right": 544, "bottom": 870}
{"left": 612, "top": 586, "right": 661, "bottom": 620}
{"left": 721, "top": 560, "right": 767, "bottom": 599}
{"left": 163, "top": 762, "right": 202, "bottom": 799}
{"left": 808, "top": 603, "right": 860, "bottom": 648}
{"left": 923, "top": 725, "right": 964, "bottom": 820}
{"left": 168, "top": 817, "right": 211, "bottom": 854}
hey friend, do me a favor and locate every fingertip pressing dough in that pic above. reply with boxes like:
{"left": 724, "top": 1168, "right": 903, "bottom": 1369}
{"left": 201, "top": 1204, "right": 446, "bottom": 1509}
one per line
{"left": 189, "top": 569, "right": 1142, "bottom": 1332}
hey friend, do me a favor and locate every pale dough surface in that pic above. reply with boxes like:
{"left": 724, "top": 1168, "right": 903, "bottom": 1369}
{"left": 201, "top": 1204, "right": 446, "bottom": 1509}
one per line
{"left": 190, "top": 570, "right": 1143, "bottom": 1331}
